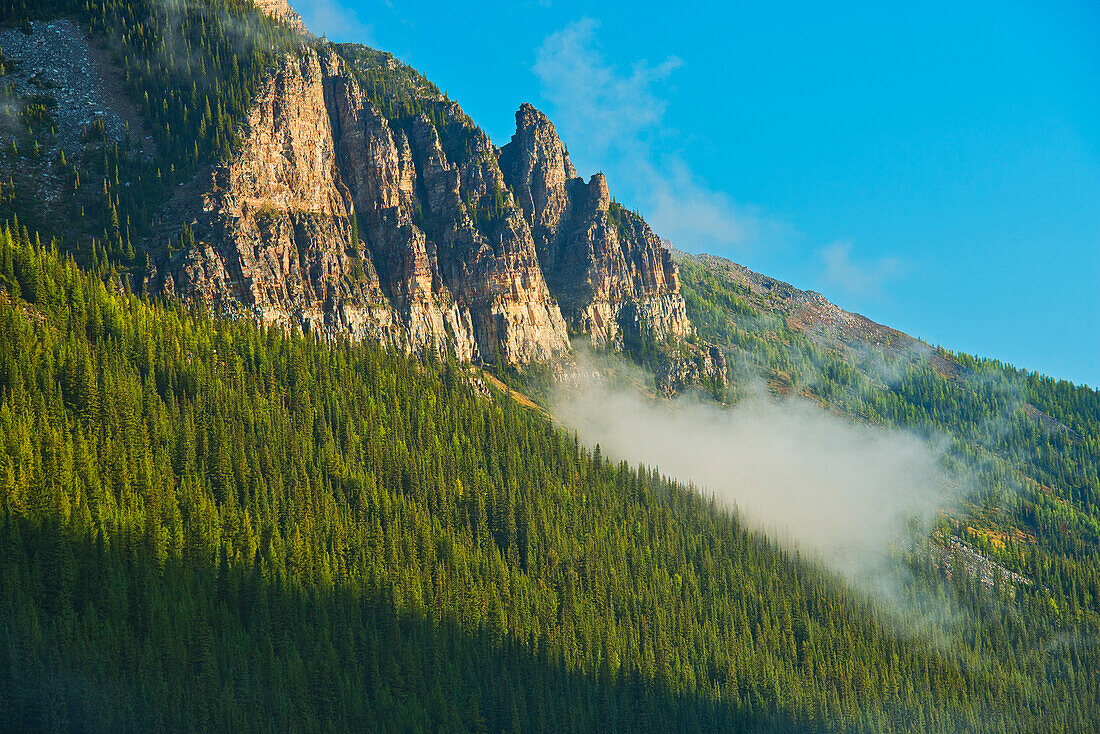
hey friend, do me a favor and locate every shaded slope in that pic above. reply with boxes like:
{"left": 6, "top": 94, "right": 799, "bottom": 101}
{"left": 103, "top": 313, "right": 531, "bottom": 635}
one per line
{"left": 5, "top": 224, "right": 1096, "bottom": 731}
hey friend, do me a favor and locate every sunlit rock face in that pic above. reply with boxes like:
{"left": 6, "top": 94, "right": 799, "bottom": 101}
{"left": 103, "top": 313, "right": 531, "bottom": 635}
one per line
{"left": 500, "top": 103, "right": 692, "bottom": 349}
{"left": 154, "top": 49, "right": 569, "bottom": 364}
{"left": 151, "top": 42, "right": 706, "bottom": 372}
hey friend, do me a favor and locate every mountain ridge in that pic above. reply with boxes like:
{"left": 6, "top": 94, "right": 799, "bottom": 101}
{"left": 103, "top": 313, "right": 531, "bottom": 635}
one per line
{"left": 673, "top": 248, "right": 1083, "bottom": 443}
{"left": 136, "top": 4, "right": 708, "bottom": 376}
{"left": 1, "top": 1, "right": 1100, "bottom": 731}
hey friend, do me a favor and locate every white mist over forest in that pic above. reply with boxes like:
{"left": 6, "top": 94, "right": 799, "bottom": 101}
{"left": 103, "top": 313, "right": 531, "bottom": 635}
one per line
{"left": 551, "top": 351, "right": 957, "bottom": 584}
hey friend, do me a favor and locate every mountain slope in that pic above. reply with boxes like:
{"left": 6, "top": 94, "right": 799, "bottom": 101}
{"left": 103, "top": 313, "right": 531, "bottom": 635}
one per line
{"left": 0, "top": 0, "right": 715, "bottom": 376}
{"left": 1, "top": 1, "right": 1099, "bottom": 731}
{"left": 151, "top": 43, "right": 574, "bottom": 363}
{"left": 676, "top": 250, "right": 1100, "bottom": 626}
{"left": 4, "top": 218, "right": 1100, "bottom": 732}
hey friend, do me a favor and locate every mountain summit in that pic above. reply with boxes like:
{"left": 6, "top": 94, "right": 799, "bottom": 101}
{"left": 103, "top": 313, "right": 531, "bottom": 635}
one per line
{"left": 139, "top": 6, "right": 702, "bottom": 372}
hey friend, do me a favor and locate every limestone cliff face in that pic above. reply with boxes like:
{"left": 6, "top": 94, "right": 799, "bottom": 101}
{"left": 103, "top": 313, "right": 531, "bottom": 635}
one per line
{"left": 655, "top": 345, "right": 728, "bottom": 397}
{"left": 155, "top": 50, "right": 397, "bottom": 344}
{"left": 499, "top": 104, "right": 692, "bottom": 348}
{"left": 147, "top": 14, "right": 713, "bottom": 374}
{"left": 252, "top": 0, "right": 307, "bottom": 32}
{"left": 153, "top": 47, "right": 569, "bottom": 364}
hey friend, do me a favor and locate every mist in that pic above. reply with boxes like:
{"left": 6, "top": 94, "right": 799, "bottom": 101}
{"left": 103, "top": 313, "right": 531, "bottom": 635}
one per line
{"left": 551, "top": 350, "right": 959, "bottom": 586}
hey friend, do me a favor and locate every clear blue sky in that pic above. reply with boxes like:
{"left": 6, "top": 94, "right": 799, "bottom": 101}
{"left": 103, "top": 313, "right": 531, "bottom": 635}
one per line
{"left": 295, "top": 0, "right": 1100, "bottom": 387}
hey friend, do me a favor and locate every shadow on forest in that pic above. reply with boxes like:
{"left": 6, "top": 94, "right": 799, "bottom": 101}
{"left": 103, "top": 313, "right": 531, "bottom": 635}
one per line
{"left": 0, "top": 517, "right": 829, "bottom": 733}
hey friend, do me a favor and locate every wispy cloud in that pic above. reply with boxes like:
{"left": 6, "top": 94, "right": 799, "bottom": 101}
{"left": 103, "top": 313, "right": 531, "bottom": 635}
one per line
{"left": 552, "top": 348, "right": 962, "bottom": 601}
{"left": 533, "top": 18, "right": 763, "bottom": 254}
{"left": 293, "top": 0, "right": 374, "bottom": 43}
{"left": 820, "top": 240, "right": 903, "bottom": 300}
{"left": 644, "top": 157, "right": 762, "bottom": 249}
{"left": 533, "top": 18, "right": 680, "bottom": 152}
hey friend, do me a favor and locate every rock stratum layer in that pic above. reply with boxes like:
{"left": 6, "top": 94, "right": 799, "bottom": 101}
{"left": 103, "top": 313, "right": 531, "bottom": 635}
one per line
{"left": 150, "top": 33, "right": 699, "bottom": 368}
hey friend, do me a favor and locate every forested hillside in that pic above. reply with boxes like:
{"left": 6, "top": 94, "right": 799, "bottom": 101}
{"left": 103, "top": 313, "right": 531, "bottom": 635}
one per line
{"left": 0, "top": 0, "right": 1098, "bottom": 731}
{"left": 3, "top": 224, "right": 1099, "bottom": 731}
{"left": 0, "top": 0, "right": 304, "bottom": 285}
{"left": 676, "top": 253, "right": 1100, "bottom": 630}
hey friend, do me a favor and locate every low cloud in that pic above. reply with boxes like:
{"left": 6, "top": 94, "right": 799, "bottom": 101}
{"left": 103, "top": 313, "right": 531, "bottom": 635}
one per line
{"left": 533, "top": 18, "right": 763, "bottom": 254}
{"left": 552, "top": 350, "right": 959, "bottom": 587}
{"left": 820, "top": 240, "right": 902, "bottom": 300}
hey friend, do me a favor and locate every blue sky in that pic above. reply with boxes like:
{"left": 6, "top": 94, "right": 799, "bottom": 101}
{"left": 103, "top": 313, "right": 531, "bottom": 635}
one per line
{"left": 295, "top": 0, "right": 1100, "bottom": 387}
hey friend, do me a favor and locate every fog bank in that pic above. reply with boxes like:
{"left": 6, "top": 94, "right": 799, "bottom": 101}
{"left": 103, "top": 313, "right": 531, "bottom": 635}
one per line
{"left": 551, "top": 353, "right": 956, "bottom": 581}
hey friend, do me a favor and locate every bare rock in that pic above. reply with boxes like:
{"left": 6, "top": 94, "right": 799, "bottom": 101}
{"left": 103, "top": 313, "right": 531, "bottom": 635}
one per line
{"left": 147, "top": 47, "right": 697, "bottom": 372}
{"left": 251, "top": 0, "right": 307, "bottom": 32}
{"left": 498, "top": 102, "right": 576, "bottom": 262}
{"left": 655, "top": 344, "right": 728, "bottom": 397}
{"left": 499, "top": 104, "right": 692, "bottom": 349}
{"left": 151, "top": 47, "right": 569, "bottom": 364}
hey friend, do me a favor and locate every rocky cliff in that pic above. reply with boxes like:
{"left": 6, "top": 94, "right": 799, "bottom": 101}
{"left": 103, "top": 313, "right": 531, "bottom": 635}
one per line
{"left": 153, "top": 49, "right": 399, "bottom": 347}
{"left": 152, "top": 46, "right": 569, "bottom": 363}
{"left": 655, "top": 344, "right": 728, "bottom": 397}
{"left": 149, "top": 10, "right": 704, "bottom": 372}
{"left": 499, "top": 103, "right": 692, "bottom": 349}
{"left": 252, "top": 0, "right": 306, "bottom": 32}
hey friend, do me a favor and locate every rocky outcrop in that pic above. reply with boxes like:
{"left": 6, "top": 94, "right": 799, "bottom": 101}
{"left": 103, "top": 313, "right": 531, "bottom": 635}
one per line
{"left": 497, "top": 102, "right": 576, "bottom": 264}
{"left": 153, "top": 50, "right": 397, "bottom": 344}
{"left": 145, "top": 23, "right": 714, "bottom": 377}
{"left": 655, "top": 345, "right": 727, "bottom": 396}
{"left": 499, "top": 104, "right": 692, "bottom": 348}
{"left": 252, "top": 0, "right": 307, "bottom": 31}
{"left": 151, "top": 47, "right": 569, "bottom": 364}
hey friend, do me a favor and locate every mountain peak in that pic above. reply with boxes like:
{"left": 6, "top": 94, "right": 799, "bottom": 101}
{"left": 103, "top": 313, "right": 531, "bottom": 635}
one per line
{"left": 500, "top": 107, "right": 694, "bottom": 350}
{"left": 499, "top": 103, "right": 577, "bottom": 240}
{"left": 251, "top": 0, "right": 306, "bottom": 32}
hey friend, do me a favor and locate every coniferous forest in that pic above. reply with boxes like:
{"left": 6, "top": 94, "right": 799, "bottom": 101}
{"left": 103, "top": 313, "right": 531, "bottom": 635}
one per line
{"left": 0, "top": 0, "right": 1098, "bottom": 731}
{"left": 1, "top": 222, "right": 1100, "bottom": 732}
